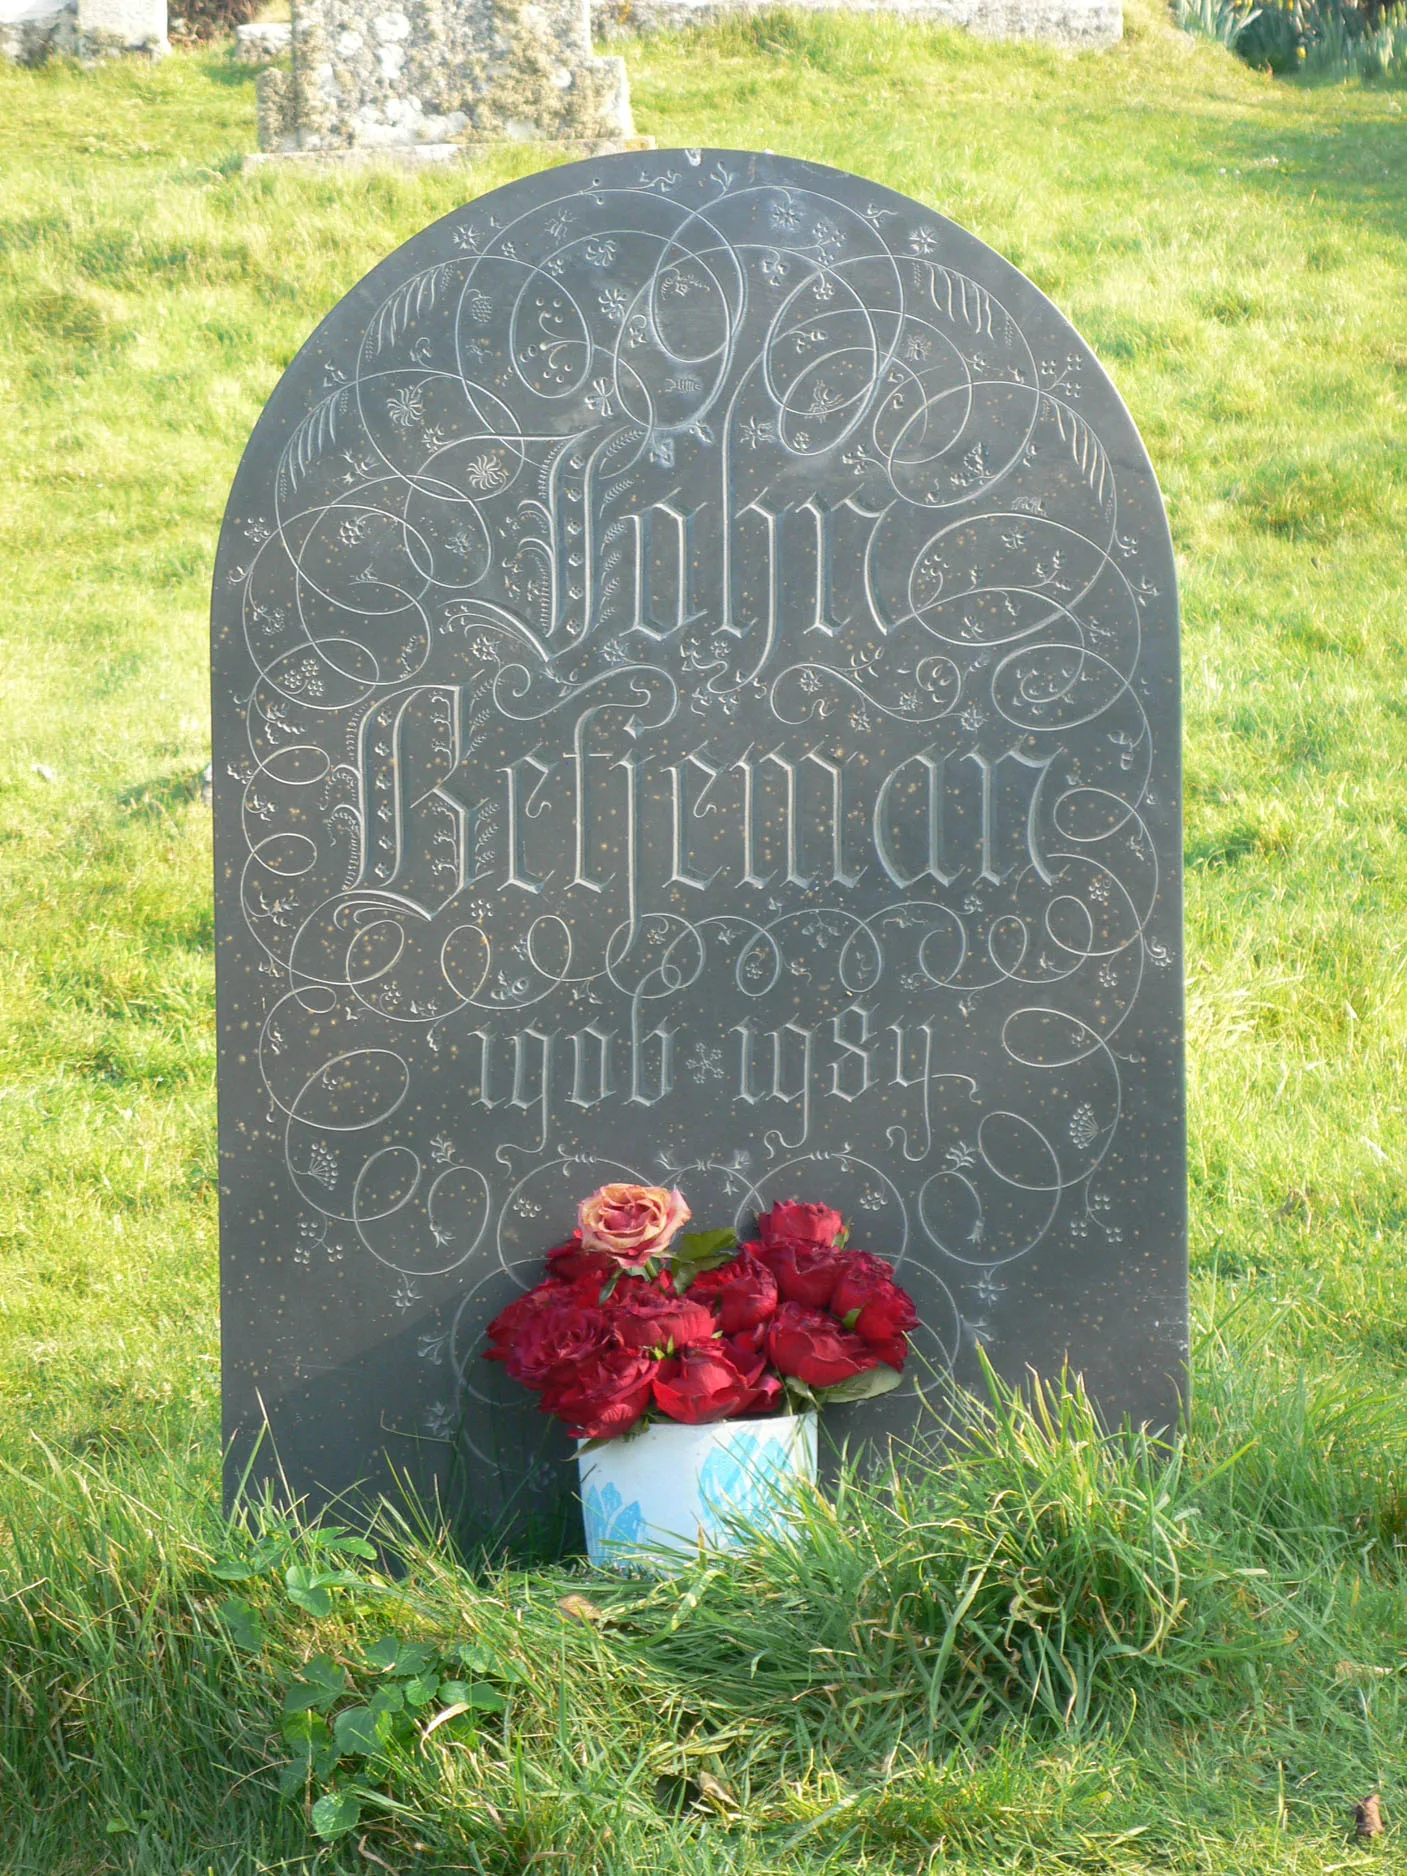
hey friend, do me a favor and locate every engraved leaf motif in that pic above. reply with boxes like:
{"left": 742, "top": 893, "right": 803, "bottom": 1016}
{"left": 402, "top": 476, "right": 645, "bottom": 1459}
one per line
{"left": 367, "top": 264, "right": 448, "bottom": 359}
{"left": 929, "top": 267, "right": 995, "bottom": 338}
{"left": 280, "top": 386, "right": 350, "bottom": 493}
{"left": 1048, "top": 399, "right": 1114, "bottom": 512}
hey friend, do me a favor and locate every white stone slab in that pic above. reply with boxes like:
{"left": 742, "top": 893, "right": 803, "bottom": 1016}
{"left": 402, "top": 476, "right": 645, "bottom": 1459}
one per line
{"left": 235, "top": 18, "right": 291, "bottom": 58}
{"left": 592, "top": 0, "right": 1121, "bottom": 49}
{"left": 1, "top": 0, "right": 70, "bottom": 61}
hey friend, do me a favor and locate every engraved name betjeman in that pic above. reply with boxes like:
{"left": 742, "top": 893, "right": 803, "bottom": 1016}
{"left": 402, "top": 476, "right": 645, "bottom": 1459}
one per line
{"left": 212, "top": 150, "right": 1187, "bottom": 1532}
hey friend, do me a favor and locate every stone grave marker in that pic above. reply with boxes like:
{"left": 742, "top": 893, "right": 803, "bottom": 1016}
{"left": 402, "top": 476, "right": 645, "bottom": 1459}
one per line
{"left": 212, "top": 149, "right": 1187, "bottom": 1542}
{"left": 255, "top": 0, "right": 635, "bottom": 159}
{"left": 2, "top": 0, "right": 166, "bottom": 63}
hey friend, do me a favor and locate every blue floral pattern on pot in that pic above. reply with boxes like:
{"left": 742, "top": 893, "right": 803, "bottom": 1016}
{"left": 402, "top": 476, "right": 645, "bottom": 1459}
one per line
{"left": 581, "top": 1478, "right": 646, "bottom": 1557}
{"left": 698, "top": 1430, "right": 795, "bottom": 1541}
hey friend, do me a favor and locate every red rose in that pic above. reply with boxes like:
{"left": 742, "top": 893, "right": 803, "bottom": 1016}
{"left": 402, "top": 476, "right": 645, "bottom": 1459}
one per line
{"left": 758, "top": 1239, "right": 849, "bottom": 1309}
{"left": 756, "top": 1201, "right": 845, "bottom": 1250}
{"left": 742, "top": 1372, "right": 784, "bottom": 1416}
{"left": 767, "top": 1302, "right": 880, "bottom": 1388}
{"left": 830, "top": 1259, "right": 918, "bottom": 1345}
{"left": 614, "top": 1294, "right": 718, "bottom": 1352}
{"left": 865, "top": 1335, "right": 909, "bottom": 1373}
{"left": 686, "top": 1251, "right": 778, "bottom": 1333}
{"left": 484, "top": 1279, "right": 566, "bottom": 1360}
{"left": 829, "top": 1249, "right": 896, "bottom": 1286}
{"left": 540, "top": 1347, "right": 658, "bottom": 1440}
{"left": 547, "top": 1235, "right": 620, "bottom": 1290}
{"left": 651, "top": 1344, "right": 762, "bottom": 1424}
{"left": 717, "top": 1335, "right": 785, "bottom": 1418}
{"left": 504, "top": 1303, "right": 613, "bottom": 1388}
{"left": 726, "top": 1319, "right": 768, "bottom": 1357}
{"left": 722, "top": 1332, "right": 767, "bottom": 1386}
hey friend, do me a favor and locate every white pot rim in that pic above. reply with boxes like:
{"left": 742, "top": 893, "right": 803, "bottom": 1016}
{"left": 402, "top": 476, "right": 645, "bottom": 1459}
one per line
{"left": 578, "top": 1408, "right": 816, "bottom": 1450}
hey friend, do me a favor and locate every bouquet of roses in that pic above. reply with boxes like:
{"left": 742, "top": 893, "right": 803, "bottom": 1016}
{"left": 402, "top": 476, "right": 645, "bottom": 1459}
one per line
{"left": 483, "top": 1182, "right": 918, "bottom": 1441}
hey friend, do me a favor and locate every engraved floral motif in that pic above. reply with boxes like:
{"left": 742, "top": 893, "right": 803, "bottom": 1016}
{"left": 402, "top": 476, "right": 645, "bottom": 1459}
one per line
{"left": 466, "top": 452, "right": 507, "bottom": 491}
{"left": 386, "top": 386, "right": 424, "bottom": 428}
{"left": 1069, "top": 1105, "right": 1099, "bottom": 1150}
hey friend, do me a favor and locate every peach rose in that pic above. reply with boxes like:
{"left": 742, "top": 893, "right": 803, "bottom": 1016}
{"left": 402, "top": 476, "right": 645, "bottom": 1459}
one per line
{"left": 578, "top": 1183, "right": 691, "bottom": 1269}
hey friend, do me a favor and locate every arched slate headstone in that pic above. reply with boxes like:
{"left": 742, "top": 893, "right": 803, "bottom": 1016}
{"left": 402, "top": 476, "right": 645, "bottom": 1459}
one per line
{"left": 213, "top": 149, "right": 1186, "bottom": 1541}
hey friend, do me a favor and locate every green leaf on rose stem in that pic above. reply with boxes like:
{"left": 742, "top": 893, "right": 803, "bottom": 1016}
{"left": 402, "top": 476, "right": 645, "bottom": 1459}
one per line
{"left": 840, "top": 1307, "right": 863, "bottom": 1331}
{"left": 310, "top": 1790, "right": 362, "bottom": 1840}
{"left": 676, "top": 1229, "right": 738, "bottom": 1266}
{"left": 438, "top": 1679, "right": 508, "bottom": 1712}
{"left": 814, "top": 1363, "right": 904, "bottom": 1405}
{"left": 782, "top": 1376, "right": 819, "bottom": 1410}
{"left": 215, "top": 1596, "right": 265, "bottom": 1652}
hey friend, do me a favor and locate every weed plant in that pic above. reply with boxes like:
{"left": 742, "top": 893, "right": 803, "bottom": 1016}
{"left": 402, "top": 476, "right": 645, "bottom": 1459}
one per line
{"left": 1, "top": 7, "right": 1407, "bottom": 1870}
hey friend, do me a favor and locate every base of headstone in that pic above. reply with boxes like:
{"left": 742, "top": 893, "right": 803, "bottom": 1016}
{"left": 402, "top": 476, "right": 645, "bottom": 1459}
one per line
{"left": 243, "top": 135, "right": 656, "bottom": 174}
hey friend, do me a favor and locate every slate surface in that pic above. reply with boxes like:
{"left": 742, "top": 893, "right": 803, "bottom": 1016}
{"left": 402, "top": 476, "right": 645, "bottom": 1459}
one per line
{"left": 212, "top": 149, "right": 1187, "bottom": 1544}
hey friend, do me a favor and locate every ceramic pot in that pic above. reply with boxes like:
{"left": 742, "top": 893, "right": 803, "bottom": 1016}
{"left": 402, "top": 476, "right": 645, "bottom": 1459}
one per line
{"left": 578, "top": 1412, "right": 818, "bottom": 1569}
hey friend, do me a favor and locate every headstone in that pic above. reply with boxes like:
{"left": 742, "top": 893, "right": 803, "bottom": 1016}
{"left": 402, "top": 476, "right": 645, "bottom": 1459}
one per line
{"left": 0, "top": 0, "right": 68, "bottom": 61}
{"left": 235, "top": 19, "right": 291, "bottom": 61}
{"left": 255, "top": 0, "right": 634, "bottom": 157}
{"left": 591, "top": 0, "right": 1121, "bottom": 51}
{"left": 75, "top": 0, "right": 167, "bottom": 52}
{"left": 213, "top": 149, "right": 1186, "bottom": 1544}
{"left": 2, "top": 0, "right": 166, "bottom": 60}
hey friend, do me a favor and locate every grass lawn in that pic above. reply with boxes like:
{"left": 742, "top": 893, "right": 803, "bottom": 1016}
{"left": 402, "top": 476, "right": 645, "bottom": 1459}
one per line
{"left": 1, "top": 7, "right": 1407, "bottom": 1870}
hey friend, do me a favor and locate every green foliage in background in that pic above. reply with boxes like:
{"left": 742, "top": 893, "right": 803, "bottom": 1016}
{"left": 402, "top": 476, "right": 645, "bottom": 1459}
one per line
{"left": 1175, "top": 0, "right": 1407, "bottom": 81}
{"left": 1, "top": 7, "right": 1406, "bottom": 1869}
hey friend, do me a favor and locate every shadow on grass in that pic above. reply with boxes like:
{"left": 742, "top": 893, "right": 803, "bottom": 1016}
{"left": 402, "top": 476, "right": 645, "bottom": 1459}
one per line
{"left": 198, "top": 48, "right": 266, "bottom": 90}
{"left": 116, "top": 768, "right": 208, "bottom": 820}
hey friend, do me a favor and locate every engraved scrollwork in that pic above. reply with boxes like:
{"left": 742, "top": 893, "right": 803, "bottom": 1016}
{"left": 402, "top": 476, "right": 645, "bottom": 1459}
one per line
{"left": 214, "top": 151, "right": 1183, "bottom": 1500}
